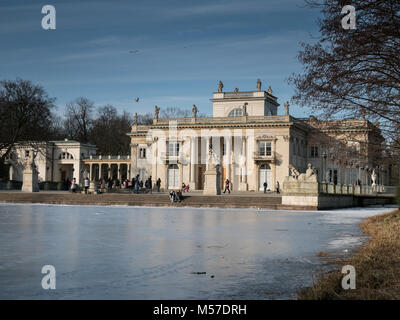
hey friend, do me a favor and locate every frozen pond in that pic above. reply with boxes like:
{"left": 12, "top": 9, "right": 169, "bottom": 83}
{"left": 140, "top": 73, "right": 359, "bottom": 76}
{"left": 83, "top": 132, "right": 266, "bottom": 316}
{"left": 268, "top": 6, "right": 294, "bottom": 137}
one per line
{"left": 0, "top": 204, "right": 395, "bottom": 299}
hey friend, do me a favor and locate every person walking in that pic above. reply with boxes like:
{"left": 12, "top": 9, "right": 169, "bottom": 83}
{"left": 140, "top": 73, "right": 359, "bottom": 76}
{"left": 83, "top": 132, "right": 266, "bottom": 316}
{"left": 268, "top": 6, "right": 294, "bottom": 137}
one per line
{"left": 156, "top": 178, "right": 161, "bottom": 192}
{"left": 276, "top": 181, "right": 280, "bottom": 194}
{"left": 263, "top": 181, "right": 267, "bottom": 193}
{"left": 84, "top": 176, "right": 90, "bottom": 194}
{"left": 223, "top": 179, "right": 230, "bottom": 194}
{"left": 71, "top": 178, "right": 77, "bottom": 193}
{"left": 148, "top": 176, "right": 152, "bottom": 194}
{"left": 135, "top": 175, "right": 140, "bottom": 194}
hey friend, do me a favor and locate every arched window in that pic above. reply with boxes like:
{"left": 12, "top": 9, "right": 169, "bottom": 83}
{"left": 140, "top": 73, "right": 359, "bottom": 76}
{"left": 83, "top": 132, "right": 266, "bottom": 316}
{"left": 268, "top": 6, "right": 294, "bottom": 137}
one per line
{"left": 228, "top": 108, "right": 243, "bottom": 117}
{"left": 59, "top": 152, "right": 74, "bottom": 160}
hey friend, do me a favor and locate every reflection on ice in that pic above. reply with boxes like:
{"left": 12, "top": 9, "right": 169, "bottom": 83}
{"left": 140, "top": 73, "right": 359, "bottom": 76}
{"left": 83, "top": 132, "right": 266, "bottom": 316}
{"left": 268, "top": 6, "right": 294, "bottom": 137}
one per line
{"left": 0, "top": 203, "right": 396, "bottom": 299}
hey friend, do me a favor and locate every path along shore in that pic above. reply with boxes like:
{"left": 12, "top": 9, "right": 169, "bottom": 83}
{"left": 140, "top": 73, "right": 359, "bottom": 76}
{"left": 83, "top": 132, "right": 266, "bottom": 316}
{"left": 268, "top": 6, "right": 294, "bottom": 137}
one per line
{"left": 0, "top": 191, "right": 317, "bottom": 210}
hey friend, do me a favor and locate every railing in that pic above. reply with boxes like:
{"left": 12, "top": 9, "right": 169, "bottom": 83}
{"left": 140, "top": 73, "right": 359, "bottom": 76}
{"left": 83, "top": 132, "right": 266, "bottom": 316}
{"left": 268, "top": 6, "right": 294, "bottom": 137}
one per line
{"left": 253, "top": 151, "right": 275, "bottom": 161}
{"left": 318, "top": 183, "right": 397, "bottom": 196}
{"left": 223, "top": 91, "right": 255, "bottom": 98}
{"left": 153, "top": 115, "right": 289, "bottom": 125}
{"left": 160, "top": 152, "right": 185, "bottom": 162}
{"left": 82, "top": 155, "right": 131, "bottom": 161}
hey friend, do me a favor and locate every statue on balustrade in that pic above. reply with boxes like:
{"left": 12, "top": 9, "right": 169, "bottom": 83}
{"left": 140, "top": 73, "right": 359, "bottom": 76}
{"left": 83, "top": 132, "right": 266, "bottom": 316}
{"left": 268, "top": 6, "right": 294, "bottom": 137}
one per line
{"left": 218, "top": 80, "right": 223, "bottom": 93}
{"left": 256, "top": 79, "right": 262, "bottom": 91}
{"left": 154, "top": 105, "right": 160, "bottom": 120}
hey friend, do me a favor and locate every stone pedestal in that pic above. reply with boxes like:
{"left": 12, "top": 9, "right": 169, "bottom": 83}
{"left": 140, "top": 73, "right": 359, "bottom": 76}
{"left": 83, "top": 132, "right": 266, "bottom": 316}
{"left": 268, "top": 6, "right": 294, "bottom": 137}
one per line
{"left": 282, "top": 180, "right": 319, "bottom": 206}
{"left": 89, "top": 181, "right": 98, "bottom": 194}
{"left": 239, "top": 182, "right": 248, "bottom": 191}
{"left": 21, "top": 167, "right": 39, "bottom": 193}
{"left": 203, "top": 167, "right": 221, "bottom": 195}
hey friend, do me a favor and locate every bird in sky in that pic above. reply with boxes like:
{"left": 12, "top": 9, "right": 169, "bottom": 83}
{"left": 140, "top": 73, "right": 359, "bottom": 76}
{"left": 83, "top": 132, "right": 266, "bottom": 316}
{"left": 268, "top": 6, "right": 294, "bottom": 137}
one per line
{"left": 135, "top": 97, "right": 140, "bottom": 103}
{"left": 129, "top": 50, "right": 139, "bottom": 54}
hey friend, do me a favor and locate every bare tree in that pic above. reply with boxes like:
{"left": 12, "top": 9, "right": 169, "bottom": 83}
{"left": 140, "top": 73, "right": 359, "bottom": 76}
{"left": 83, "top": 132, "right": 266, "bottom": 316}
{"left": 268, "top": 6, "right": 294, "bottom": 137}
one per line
{"left": 64, "top": 97, "right": 94, "bottom": 143}
{"left": 0, "top": 78, "right": 56, "bottom": 165}
{"left": 137, "top": 112, "right": 153, "bottom": 125}
{"left": 160, "top": 107, "right": 191, "bottom": 118}
{"left": 90, "top": 105, "right": 132, "bottom": 155}
{"left": 289, "top": 0, "right": 400, "bottom": 157}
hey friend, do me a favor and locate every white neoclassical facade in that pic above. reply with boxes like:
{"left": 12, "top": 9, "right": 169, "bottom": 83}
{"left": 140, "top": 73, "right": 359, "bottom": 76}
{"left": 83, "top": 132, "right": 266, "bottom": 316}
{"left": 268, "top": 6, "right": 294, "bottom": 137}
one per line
{"left": 4, "top": 140, "right": 97, "bottom": 185}
{"left": 128, "top": 82, "right": 389, "bottom": 191}
{"left": 2, "top": 81, "right": 390, "bottom": 191}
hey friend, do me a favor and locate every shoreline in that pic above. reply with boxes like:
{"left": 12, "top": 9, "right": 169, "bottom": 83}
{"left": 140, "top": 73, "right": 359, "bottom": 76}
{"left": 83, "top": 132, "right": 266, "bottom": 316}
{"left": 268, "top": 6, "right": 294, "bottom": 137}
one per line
{"left": 0, "top": 192, "right": 319, "bottom": 211}
{"left": 0, "top": 191, "right": 395, "bottom": 211}
{"left": 298, "top": 208, "right": 400, "bottom": 299}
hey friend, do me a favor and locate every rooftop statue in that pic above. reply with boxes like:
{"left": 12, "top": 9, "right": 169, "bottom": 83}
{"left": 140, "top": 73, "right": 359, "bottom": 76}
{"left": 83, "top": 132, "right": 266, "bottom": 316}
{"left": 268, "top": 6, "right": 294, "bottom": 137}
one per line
{"left": 267, "top": 86, "right": 273, "bottom": 95}
{"left": 256, "top": 79, "right": 261, "bottom": 91}
{"left": 284, "top": 101, "right": 290, "bottom": 116}
{"left": 233, "top": 88, "right": 239, "bottom": 94}
{"left": 134, "top": 112, "right": 138, "bottom": 125}
{"left": 192, "top": 104, "right": 198, "bottom": 118}
{"left": 218, "top": 80, "right": 223, "bottom": 93}
{"left": 154, "top": 105, "right": 160, "bottom": 119}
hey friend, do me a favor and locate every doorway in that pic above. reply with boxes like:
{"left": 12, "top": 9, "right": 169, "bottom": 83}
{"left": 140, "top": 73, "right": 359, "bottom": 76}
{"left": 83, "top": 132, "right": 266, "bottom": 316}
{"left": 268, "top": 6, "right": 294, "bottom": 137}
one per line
{"left": 168, "top": 164, "right": 179, "bottom": 189}
{"left": 259, "top": 163, "right": 272, "bottom": 191}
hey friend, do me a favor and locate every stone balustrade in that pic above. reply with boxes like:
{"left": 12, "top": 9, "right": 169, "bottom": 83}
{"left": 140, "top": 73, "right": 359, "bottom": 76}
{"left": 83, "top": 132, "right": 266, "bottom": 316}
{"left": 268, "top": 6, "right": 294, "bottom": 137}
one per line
{"left": 318, "top": 182, "right": 392, "bottom": 196}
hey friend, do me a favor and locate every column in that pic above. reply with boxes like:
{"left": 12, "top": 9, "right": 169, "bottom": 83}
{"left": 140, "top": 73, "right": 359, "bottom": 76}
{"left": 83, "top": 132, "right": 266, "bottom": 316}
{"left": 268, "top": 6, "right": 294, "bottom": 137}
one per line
{"left": 164, "top": 164, "right": 168, "bottom": 190}
{"left": 206, "top": 136, "right": 211, "bottom": 170}
{"left": 189, "top": 137, "right": 196, "bottom": 189}
{"left": 242, "top": 137, "right": 247, "bottom": 183}
{"left": 89, "top": 163, "right": 93, "bottom": 181}
{"left": 239, "top": 136, "right": 248, "bottom": 191}
{"left": 272, "top": 160, "right": 276, "bottom": 192}
{"left": 99, "top": 164, "right": 103, "bottom": 180}
{"left": 152, "top": 138, "right": 158, "bottom": 182}
{"left": 226, "top": 136, "right": 232, "bottom": 182}
{"left": 179, "top": 163, "right": 183, "bottom": 187}
{"left": 117, "top": 163, "right": 121, "bottom": 180}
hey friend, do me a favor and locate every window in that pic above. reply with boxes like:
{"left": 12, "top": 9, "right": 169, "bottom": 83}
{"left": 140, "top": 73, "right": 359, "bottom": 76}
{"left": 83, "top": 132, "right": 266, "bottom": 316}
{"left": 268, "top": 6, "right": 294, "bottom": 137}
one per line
{"left": 139, "top": 148, "right": 146, "bottom": 159}
{"left": 168, "top": 142, "right": 179, "bottom": 156}
{"left": 258, "top": 141, "right": 272, "bottom": 156}
{"left": 328, "top": 169, "right": 338, "bottom": 184}
{"left": 222, "top": 143, "right": 226, "bottom": 156}
{"left": 25, "top": 150, "right": 30, "bottom": 158}
{"left": 310, "top": 145, "right": 319, "bottom": 158}
{"left": 228, "top": 108, "right": 243, "bottom": 117}
{"left": 59, "top": 152, "right": 73, "bottom": 159}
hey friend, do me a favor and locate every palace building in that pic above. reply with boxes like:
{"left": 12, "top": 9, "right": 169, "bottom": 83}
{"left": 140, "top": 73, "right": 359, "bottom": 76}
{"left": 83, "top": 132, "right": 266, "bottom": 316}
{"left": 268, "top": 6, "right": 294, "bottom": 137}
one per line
{"left": 128, "top": 81, "right": 389, "bottom": 192}
{"left": 2, "top": 80, "right": 391, "bottom": 191}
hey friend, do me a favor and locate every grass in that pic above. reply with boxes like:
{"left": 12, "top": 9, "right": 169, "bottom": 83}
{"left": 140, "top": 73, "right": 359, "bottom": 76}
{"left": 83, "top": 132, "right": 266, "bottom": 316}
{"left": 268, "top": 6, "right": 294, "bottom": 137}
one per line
{"left": 298, "top": 209, "right": 400, "bottom": 300}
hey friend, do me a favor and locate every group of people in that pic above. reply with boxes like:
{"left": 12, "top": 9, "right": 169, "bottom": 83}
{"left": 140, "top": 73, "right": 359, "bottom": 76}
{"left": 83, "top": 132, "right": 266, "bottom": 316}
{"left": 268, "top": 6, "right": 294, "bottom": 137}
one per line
{"left": 222, "top": 178, "right": 280, "bottom": 194}
{"left": 168, "top": 182, "right": 191, "bottom": 203}
{"left": 263, "top": 181, "right": 280, "bottom": 193}
{"left": 95, "top": 176, "right": 163, "bottom": 194}
{"left": 169, "top": 189, "right": 183, "bottom": 203}
{"left": 69, "top": 176, "right": 282, "bottom": 195}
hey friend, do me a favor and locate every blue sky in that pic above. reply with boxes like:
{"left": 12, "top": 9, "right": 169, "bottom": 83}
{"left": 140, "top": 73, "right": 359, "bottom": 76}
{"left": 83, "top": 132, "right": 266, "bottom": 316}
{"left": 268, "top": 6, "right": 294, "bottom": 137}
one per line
{"left": 0, "top": 0, "right": 321, "bottom": 117}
